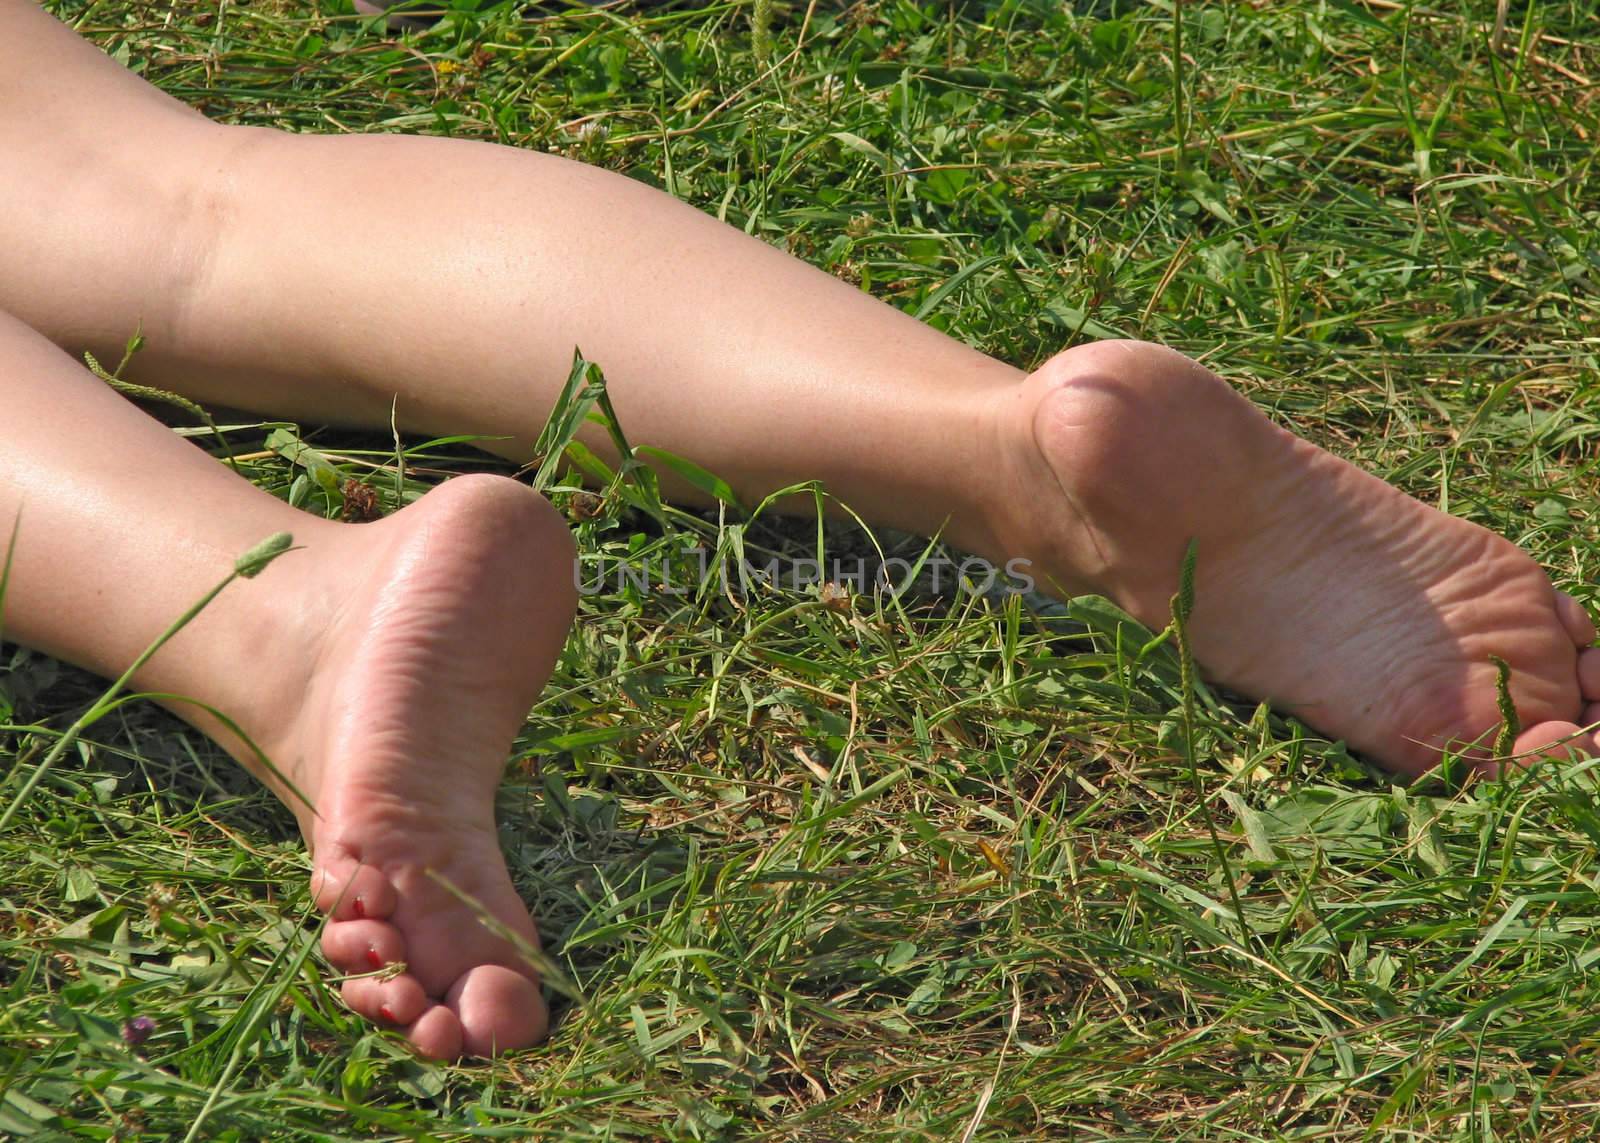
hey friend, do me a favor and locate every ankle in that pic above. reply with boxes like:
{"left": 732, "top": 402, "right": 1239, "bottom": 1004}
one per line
{"left": 152, "top": 517, "right": 353, "bottom": 809}
{"left": 874, "top": 374, "right": 1029, "bottom": 566}
{"left": 977, "top": 348, "right": 1127, "bottom": 600}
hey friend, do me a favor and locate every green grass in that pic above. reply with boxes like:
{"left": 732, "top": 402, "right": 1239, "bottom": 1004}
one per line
{"left": 6, "top": 0, "right": 1600, "bottom": 1138}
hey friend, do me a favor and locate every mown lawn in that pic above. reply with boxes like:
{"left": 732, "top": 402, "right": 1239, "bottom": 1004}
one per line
{"left": 5, "top": 0, "right": 1600, "bottom": 1138}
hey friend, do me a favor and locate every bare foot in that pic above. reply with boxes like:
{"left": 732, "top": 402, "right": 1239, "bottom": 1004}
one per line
{"left": 256, "top": 474, "right": 575, "bottom": 1057}
{"left": 993, "top": 340, "right": 1600, "bottom": 776}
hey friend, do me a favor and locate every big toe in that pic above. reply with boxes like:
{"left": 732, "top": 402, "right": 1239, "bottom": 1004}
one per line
{"left": 448, "top": 964, "right": 549, "bottom": 1057}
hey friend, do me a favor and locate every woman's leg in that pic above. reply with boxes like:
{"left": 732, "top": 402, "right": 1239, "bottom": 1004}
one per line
{"left": 0, "top": 305, "right": 575, "bottom": 1058}
{"left": 5, "top": 0, "right": 1600, "bottom": 775}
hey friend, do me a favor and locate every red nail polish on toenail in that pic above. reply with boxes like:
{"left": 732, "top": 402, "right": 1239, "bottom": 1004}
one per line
{"left": 380, "top": 1004, "right": 396, "bottom": 1022}
{"left": 352, "top": 897, "right": 366, "bottom": 919}
{"left": 365, "top": 948, "right": 382, "bottom": 970}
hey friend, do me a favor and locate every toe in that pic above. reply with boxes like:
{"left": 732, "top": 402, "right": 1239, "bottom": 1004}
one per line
{"left": 313, "top": 858, "right": 398, "bottom": 922}
{"left": 1558, "top": 591, "right": 1597, "bottom": 646}
{"left": 1510, "top": 720, "right": 1593, "bottom": 766}
{"left": 322, "top": 919, "right": 408, "bottom": 975}
{"left": 341, "top": 971, "right": 430, "bottom": 1028}
{"left": 408, "top": 1003, "right": 466, "bottom": 1060}
{"left": 447, "top": 964, "right": 549, "bottom": 1056}
{"left": 1579, "top": 649, "right": 1600, "bottom": 701}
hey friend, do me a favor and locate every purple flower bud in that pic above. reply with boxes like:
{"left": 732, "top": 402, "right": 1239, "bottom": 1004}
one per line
{"left": 122, "top": 1016, "right": 156, "bottom": 1046}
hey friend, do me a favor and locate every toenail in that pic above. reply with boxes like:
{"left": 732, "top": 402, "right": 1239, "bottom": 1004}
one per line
{"left": 365, "top": 948, "right": 383, "bottom": 970}
{"left": 380, "top": 1004, "right": 396, "bottom": 1022}
{"left": 352, "top": 897, "right": 366, "bottom": 919}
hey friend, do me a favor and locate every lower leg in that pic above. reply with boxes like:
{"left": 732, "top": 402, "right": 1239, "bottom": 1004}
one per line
{"left": 0, "top": 306, "right": 575, "bottom": 1057}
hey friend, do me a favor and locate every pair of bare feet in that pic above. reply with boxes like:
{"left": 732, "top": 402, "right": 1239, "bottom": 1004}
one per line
{"left": 273, "top": 338, "right": 1598, "bottom": 1059}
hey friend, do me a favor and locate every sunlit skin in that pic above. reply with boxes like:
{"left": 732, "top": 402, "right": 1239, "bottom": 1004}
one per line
{"left": 2, "top": 2, "right": 1599, "bottom": 1056}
